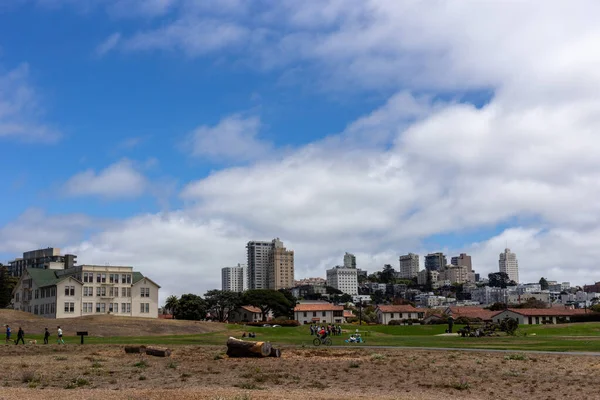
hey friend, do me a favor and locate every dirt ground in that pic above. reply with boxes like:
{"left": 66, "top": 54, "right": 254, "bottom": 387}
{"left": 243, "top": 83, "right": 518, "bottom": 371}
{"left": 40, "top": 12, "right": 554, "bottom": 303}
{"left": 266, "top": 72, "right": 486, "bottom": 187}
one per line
{"left": 0, "top": 344, "right": 597, "bottom": 400}
{"left": 0, "top": 310, "right": 221, "bottom": 336}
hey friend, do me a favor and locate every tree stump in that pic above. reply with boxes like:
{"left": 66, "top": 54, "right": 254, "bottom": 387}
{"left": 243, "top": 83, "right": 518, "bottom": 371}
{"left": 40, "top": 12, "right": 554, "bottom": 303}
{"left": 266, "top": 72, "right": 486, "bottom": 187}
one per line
{"left": 226, "top": 337, "right": 272, "bottom": 358}
{"left": 269, "top": 348, "right": 281, "bottom": 358}
{"left": 145, "top": 346, "right": 171, "bottom": 357}
{"left": 124, "top": 345, "right": 147, "bottom": 354}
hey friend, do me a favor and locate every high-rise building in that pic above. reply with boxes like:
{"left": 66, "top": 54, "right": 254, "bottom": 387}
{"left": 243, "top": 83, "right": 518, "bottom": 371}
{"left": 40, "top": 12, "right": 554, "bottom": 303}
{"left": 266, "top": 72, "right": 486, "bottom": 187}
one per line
{"left": 499, "top": 248, "right": 519, "bottom": 283}
{"left": 451, "top": 253, "right": 472, "bottom": 272}
{"left": 221, "top": 263, "right": 247, "bottom": 292}
{"left": 247, "top": 241, "right": 272, "bottom": 290}
{"left": 247, "top": 238, "right": 294, "bottom": 290}
{"left": 343, "top": 252, "right": 357, "bottom": 269}
{"left": 424, "top": 252, "right": 446, "bottom": 271}
{"left": 326, "top": 266, "right": 358, "bottom": 295}
{"left": 268, "top": 238, "right": 294, "bottom": 290}
{"left": 8, "top": 248, "right": 77, "bottom": 277}
{"left": 399, "top": 253, "right": 420, "bottom": 279}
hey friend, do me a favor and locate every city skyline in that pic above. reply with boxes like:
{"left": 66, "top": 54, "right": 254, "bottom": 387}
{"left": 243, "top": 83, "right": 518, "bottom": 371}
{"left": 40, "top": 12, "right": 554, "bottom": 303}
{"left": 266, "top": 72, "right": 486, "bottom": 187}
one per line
{"left": 1, "top": 2, "right": 599, "bottom": 300}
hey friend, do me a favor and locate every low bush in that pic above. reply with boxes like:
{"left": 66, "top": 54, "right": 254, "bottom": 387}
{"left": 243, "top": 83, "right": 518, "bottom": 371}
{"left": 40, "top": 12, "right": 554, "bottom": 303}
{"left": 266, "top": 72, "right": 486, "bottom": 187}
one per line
{"left": 244, "top": 320, "right": 300, "bottom": 327}
{"left": 570, "top": 313, "right": 600, "bottom": 323}
{"left": 388, "top": 320, "right": 403, "bottom": 325}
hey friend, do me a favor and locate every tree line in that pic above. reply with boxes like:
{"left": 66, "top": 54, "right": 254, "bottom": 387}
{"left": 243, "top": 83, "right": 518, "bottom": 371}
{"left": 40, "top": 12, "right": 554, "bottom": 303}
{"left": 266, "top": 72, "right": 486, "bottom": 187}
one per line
{"left": 163, "top": 289, "right": 296, "bottom": 322}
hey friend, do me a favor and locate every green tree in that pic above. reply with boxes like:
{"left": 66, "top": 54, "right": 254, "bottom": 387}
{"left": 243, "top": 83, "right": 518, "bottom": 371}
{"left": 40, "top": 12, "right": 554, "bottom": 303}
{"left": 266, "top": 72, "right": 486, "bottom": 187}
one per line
{"left": 0, "top": 265, "right": 17, "bottom": 308}
{"left": 164, "top": 295, "right": 179, "bottom": 315}
{"left": 340, "top": 293, "right": 353, "bottom": 303}
{"left": 380, "top": 264, "right": 396, "bottom": 284}
{"left": 173, "top": 294, "right": 206, "bottom": 321}
{"left": 204, "top": 290, "right": 242, "bottom": 322}
{"left": 242, "top": 289, "right": 291, "bottom": 321}
{"left": 488, "top": 272, "right": 511, "bottom": 288}
{"left": 325, "top": 286, "right": 343, "bottom": 295}
{"left": 487, "top": 302, "right": 507, "bottom": 311}
{"left": 371, "top": 289, "right": 386, "bottom": 305}
{"left": 275, "top": 289, "right": 297, "bottom": 319}
{"left": 539, "top": 277, "right": 549, "bottom": 290}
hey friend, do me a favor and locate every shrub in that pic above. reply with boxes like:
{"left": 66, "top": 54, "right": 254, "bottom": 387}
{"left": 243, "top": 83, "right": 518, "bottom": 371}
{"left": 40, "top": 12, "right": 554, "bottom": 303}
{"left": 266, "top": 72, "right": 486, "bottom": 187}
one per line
{"left": 388, "top": 319, "right": 403, "bottom": 325}
{"left": 499, "top": 317, "right": 519, "bottom": 335}
{"left": 134, "top": 360, "right": 148, "bottom": 369}
{"left": 504, "top": 354, "right": 528, "bottom": 361}
{"left": 244, "top": 320, "right": 300, "bottom": 327}
{"left": 570, "top": 313, "right": 600, "bottom": 323}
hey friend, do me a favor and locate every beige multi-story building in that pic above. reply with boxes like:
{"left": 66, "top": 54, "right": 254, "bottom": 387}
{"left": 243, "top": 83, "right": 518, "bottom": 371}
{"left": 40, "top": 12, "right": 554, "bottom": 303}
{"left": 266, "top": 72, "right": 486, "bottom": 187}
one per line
{"left": 451, "top": 253, "right": 472, "bottom": 272}
{"left": 268, "top": 239, "right": 294, "bottom": 290}
{"left": 399, "top": 253, "right": 420, "bottom": 279}
{"left": 499, "top": 248, "right": 519, "bottom": 283}
{"left": 326, "top": 266, "right": 358, "bottom": 295}
{"left": 12, "top": 264, "right": 160, "bottom": 319}
{"left": 438, "top": 265, "right": 475, "bottom": 284}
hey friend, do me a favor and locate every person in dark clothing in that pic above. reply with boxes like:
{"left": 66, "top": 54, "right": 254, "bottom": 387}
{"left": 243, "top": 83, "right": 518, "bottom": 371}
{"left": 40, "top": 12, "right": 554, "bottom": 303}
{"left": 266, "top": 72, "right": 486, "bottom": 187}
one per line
{"left": 44, "top": 328, "right": 50, "bottom": 344}
{"left": 15, "top": 327, "right": 25, "bottom": 345}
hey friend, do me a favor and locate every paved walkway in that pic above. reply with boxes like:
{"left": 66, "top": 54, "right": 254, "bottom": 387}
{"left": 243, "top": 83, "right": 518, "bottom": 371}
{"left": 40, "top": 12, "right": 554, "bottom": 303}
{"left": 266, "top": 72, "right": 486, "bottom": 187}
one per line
{"left": 332, "top": 345, "right": 600, "bottom": 356}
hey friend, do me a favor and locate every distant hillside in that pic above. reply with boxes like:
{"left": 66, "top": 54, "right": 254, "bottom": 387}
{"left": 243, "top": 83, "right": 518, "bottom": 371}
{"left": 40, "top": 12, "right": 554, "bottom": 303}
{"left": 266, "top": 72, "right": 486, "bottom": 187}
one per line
{"left": 0, "top": 310, "right": 225, "bottom": 337}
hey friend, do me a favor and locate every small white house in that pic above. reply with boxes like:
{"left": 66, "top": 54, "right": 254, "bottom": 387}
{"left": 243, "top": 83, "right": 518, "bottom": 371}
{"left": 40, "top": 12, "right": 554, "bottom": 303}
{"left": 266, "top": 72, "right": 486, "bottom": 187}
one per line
{"left": 375, "top": 305, "right": 424, "bottom": 325}
{"left": 228, "top": 306, "right": 266, "bottom": 323}
{"left": 294, "top": 302, "right": 345, "bottom": 324}
{"left": 492, "top": 308, "right": 592, "bottom": 325}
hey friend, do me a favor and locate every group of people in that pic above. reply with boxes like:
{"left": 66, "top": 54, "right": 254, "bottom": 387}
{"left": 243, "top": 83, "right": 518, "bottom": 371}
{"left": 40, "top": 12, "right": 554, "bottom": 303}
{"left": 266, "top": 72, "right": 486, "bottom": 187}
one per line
{"left": 241, "top": 332, "right": 256, "bottom": 338}
{"left": 5, "top": 325, "right": 65, "bottom": 345}
{"left": 309, "top": 324, "right": 342, "bottom": 337}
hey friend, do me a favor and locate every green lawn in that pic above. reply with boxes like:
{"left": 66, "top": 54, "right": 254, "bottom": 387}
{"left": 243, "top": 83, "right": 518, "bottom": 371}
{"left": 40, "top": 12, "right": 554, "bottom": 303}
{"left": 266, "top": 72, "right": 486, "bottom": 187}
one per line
{"left": 19, "top": 322, "right": 600, "bottom": 352}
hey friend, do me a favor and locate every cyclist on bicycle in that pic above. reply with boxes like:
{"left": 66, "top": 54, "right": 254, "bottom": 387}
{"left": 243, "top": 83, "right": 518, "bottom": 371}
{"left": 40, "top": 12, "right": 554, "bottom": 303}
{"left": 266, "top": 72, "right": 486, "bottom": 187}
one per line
{"left": 318, "top": 326, "right": 327, "bottom": 341}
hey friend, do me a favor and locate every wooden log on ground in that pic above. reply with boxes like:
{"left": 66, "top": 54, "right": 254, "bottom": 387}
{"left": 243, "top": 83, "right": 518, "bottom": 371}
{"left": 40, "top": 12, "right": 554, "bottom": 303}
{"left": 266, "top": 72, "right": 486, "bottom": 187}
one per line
{"left": 269, "top": 348, "right": 281, "bottom": 358}
{"left": 226, "top": 337, "right": 272, "bottom": 358}
{"left": 124, "top": 345, "right": 147, "bottom": 354}
{"left": 145, "top": 346, "right": 171, "bottom": 357}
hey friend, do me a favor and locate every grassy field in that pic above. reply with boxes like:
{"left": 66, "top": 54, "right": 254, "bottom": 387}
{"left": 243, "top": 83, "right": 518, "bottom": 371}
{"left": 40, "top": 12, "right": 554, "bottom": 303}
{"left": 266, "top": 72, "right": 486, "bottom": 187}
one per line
{"left": 15, "top": 322, "right": 600, "bottom": 352}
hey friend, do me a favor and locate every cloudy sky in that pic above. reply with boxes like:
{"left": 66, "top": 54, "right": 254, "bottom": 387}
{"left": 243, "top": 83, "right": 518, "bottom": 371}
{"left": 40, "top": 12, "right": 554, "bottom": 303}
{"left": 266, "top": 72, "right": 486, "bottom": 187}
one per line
{"left": 1, "top": 1, "right": 600, "bottom": 304}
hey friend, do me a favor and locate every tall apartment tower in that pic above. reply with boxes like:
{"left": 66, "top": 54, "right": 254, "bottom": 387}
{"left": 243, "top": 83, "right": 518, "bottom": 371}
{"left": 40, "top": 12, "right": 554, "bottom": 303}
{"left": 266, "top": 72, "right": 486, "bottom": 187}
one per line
{"left": 247, "top": 238, "right": 294, "bottom": 290}
{"left": 499, "top": 248, "right": 519, "bottom": 283}
{"left": 343, "top": 252, "right": 357, "bottom": 269}
{"left": 399, "top": 253, "right": 420, "bottom": 279}
{"left": 451, "top": 253, "right": 472, "bottom": 272}
{"left": 8, "top": 247, "right": 77, "bottom": 277}
{"left": 268, "top": 238, "right": 295, "bottom": 290}
{"left": 425, "top": 252, "right": 447, "bottom": 271}
{"left": 221, "top": 263, "right": 247, "bottom": 292}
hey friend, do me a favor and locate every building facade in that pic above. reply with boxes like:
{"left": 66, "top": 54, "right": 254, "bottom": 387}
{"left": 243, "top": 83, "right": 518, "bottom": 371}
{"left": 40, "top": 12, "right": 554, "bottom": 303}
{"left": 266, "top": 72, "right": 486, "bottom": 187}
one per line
{"left": 424, "top": 252, "right": 447, "bottom": 271}
{"left": 343, "top": 252, "right": 357, "bottom": 269}
{"left": 247, "top": 238, "right": 295, "bottom": 290}
{"left": 12, "top": 265, "right": 160, "bottom": 319}
{"left": 294, "top": 303, "right": 345, "bottom": 324}
{"left": 499, "top": 248, "right": 519, "bottom": 283}
{"left": 247, "top": 241, "right": 272, "bottom": 290}
{"left": 376, "top": 305, "right": 424, "bottom": 324}
{"left": 399, "top": 253, "right": 420, "bottom": 279}
{"left": 221, "top": 263, "right": 247, "bottom": 292}
{"left": 8, "top": 247, "right": 77, "bottom": 277}
{"left": 326, "top": 266, "right": 358, "bottom": 295}
{"left": 451, "top": 253, "right": 472, "bottom": 272}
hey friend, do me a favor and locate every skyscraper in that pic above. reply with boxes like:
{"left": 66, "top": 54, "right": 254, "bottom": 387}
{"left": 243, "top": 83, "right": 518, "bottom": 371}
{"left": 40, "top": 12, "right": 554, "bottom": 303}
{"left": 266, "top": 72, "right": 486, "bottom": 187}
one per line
{"left": 221, "top": 263, "right": 247, "bottom": 292}
{"left": 247, "top": 238, "right": 295, "bottom": 290}
{"left": 451, "top": 253, "right": 472, "bottom": 272}
{"left": 343, "top": 252, "right": 357, "bottom": 269}
{"left": 399, "top": 253, "right": 420, "bottom": 279}
{"left": 499, "top": 248, "right": 519, "bottom": 283}
{"left": 425, "top": 252, "right": 447, "bottom": 271}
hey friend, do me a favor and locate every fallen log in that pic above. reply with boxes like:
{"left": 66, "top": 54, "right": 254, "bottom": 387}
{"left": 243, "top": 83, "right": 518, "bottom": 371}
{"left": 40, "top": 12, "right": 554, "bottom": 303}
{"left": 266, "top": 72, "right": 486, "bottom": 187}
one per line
{"left": 226, "top": 336, "right": 272, "bottom": 358}
{"left": 269, "top": 348, "right": 281, "bottom": 358}
{"left": 124, "top": 345, "right": 147, "bottom": 354}
{"left": 145, "top": 346, "right": 171, "bottom": 357}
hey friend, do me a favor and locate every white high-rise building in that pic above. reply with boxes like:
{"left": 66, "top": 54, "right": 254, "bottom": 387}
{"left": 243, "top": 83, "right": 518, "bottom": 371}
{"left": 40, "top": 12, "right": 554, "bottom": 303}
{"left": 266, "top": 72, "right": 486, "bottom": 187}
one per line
{"left": 499, "top": 248, "right": 519, "bottom": 283}
{"left": 221, "top": 263, "right": 247, "bottom": 292}
{"left": 399, "top": 253, "right": 420, "bottom": 279}
{"left": 326, "top": 266, "right": 358, "bottom": 295}
{"left": 343, "top": 252, "right": 357, "bottom": 269}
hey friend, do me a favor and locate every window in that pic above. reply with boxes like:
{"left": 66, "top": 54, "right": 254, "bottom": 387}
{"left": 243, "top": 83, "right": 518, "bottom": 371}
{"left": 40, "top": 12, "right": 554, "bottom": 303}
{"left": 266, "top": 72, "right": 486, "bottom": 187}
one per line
{"left": 109, "top": 287, "right": 114, "bottom": 297}
{"left": 50, "top": 303, "right": 55, "bottom": 314}
{"left": 322, "top": 311, "right": 326, "bottom": 317}
{"left": 109, "top": 303, "right": 113, "bottom": 312}
{"left": 83, "top": 272, "right": 91, "bottom": 283}
{"left": 34, "top": 289, "right": 39, "bottom": 299}
{"left": 122, "top": 287, "right": 126, "bottom": 297}
{"left": 121, "top": 303, "right": 126, "bottom": 313}
{"left": 113, "top": 303, "right": 119, "bottom": 313}
{"left": 101, "top": 287, "right": 106, "bottom": 296}
{"left": 109, "top": 274, "right": 116, "bottom": 283}
{"left": 101, "top": 274, "right": 106, "bottom": 283}
{"left": 303, "top": 312, "right": 307, "bottom": 317}
{"left": 140, "top": 303, "right": 150, "bottom": 313}
{"left": 313, "top": 311, "right": 316, "bottom": 317}
{"left": 127, "top": 274, "right": 131, "bottom": 284}
{"left": 390, "top": 313, "right": 394, "bottom": 319}
{"left": 64, "top": 302, "right": 74, "bottom": 313}
{"left": 97, "top": 274, "right": 101, "bottom": 283}
{"left": 126, "top": 288, "right": 131, "bottom": 297}
{"left": 96, "top": 287, "right": 101, "bottom": 297}
{"left": 140, "top": 287, "right": 150, "bottom": 297}
{"left": 121, "top": 274, "right": 127, "bottom": 284}
{"left": 126, "top": 303, "right": 131, "bottom": 313}
{"left": 51, "top": 287, "right": 56, "bottom": 296}
{"left": 34, "top": 305, "right": 38, "bottom": 315}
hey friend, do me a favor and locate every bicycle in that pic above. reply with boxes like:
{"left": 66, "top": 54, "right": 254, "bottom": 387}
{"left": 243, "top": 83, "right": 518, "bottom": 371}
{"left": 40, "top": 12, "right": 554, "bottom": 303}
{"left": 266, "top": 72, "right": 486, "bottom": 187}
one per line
{"left": 313, "top": 335, "right": 332, "bottom": 346}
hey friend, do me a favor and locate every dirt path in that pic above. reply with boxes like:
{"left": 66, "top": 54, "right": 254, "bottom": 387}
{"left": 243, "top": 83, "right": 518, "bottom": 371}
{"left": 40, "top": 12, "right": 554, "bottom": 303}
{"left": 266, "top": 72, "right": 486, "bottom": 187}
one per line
{"left": 0, "top": 344, "right": 597, "bottom": 399}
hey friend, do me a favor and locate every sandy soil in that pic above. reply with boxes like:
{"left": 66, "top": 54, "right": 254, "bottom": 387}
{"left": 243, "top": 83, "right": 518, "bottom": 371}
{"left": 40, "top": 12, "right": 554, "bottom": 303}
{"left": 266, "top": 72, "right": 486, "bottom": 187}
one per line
{"left": 0, "top": 310, "right": 222, "bottom": 336}
{"left": 0, "top": 344, "right": 597, "bottom": 399}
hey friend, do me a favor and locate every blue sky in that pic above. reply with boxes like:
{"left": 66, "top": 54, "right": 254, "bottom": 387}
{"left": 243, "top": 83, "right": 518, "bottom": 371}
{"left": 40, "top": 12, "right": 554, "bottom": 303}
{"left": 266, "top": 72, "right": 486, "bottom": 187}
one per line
{"left": 2, "top": 1, "right": 600, "bottom": 301}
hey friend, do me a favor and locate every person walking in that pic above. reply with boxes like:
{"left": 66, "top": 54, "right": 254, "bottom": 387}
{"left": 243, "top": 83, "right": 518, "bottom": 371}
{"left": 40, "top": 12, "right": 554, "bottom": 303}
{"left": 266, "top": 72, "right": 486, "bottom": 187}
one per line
{"left": 44, "top": 328, "right": 50, "bottom": 344}
{"left": 5, "top": 325, "right": 11, "bottom": 344}
{"left": 15, "top": 327, "right": 25, "bottom": 345}
{"left": 57, "top": 326, "right": 64, "bottom": 344}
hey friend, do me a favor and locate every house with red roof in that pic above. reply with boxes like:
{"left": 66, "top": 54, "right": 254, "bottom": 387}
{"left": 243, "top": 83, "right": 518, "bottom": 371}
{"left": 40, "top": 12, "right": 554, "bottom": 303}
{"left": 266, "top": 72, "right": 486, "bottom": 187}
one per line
{"left": 444, "top": 306, "right": 500, "bottom": 322}
{"left": 375, "top": 305, "right": 425, "bottom": 325}
{"left": 294, "top": 302, "right": 345, "bottom": 324}
{"left": 228, "top": 305, "right": 267, "bottom": 323}
{"left": 492, "top": 307, "right": 593, "bottom": 325}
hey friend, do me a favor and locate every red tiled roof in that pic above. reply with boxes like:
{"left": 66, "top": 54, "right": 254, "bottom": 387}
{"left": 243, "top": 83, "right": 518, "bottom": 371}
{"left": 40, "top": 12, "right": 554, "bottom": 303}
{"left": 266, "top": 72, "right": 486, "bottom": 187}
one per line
{"left": 376, "top": 305, "right": 419, "bottom": 313}
{"left": 504, "top": 308, "right": 593, "bottom": 317}
{"left": 294, "top": 303, "right": 343, "bottom": 312}
{"left": 446, "top": 307, "right": 499, "bottom": 321}
{"left": 343, "top": 310, "right": 354, "bottom": 318}
{"left": 240, "top": 305, "right": 262, "bottom": 314}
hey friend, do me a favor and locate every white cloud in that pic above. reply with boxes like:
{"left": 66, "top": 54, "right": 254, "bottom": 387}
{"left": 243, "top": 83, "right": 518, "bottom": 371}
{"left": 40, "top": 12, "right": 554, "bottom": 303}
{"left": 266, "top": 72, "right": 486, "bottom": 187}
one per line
{"left": 95, "top": 33, "right": 121, "bottom": 56}
{"left": 0, "top": 63, "right": 60, "bottom": 142}
{"left": 184, "top": 114, "right": 271, "bottom": 162}
{"left": 63, "top": 159, "right": 147, "bottom": 199}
